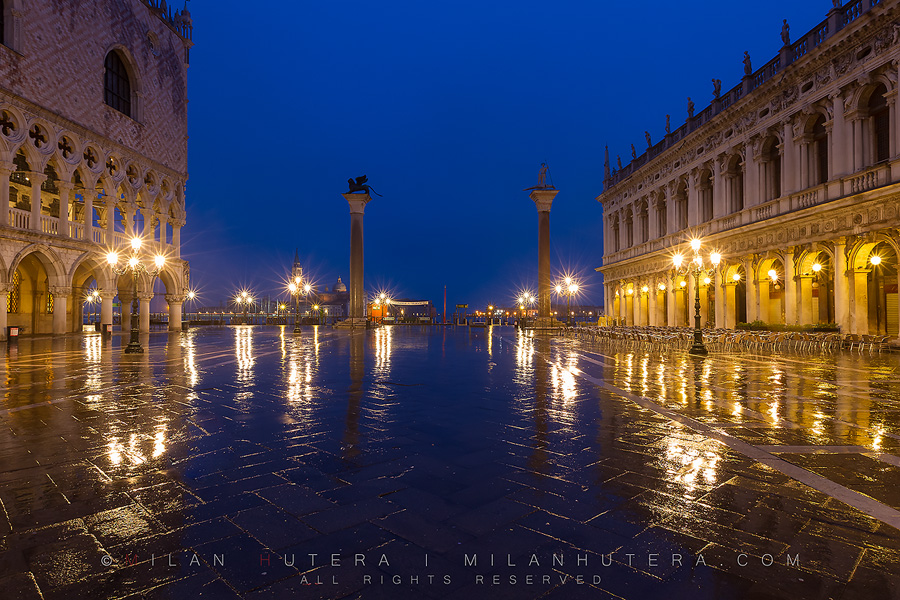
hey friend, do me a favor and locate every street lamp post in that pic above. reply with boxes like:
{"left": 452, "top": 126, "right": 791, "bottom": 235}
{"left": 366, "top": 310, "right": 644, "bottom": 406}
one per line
{"left": 289, "top": 276, "right": 303, "bottom": 333}
{"left": 672, "top": 239, "right": 721, "bottom": 356}
{"left": 106, "top": 237, "right": 165, "bottom": 354}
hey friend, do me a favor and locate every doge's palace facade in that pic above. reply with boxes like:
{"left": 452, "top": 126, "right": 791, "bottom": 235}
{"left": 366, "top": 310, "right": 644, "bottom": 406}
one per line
{"left": 599, "top": 0, "right": 900, "bottom": 337}
{"left": 0, "top": 0, "right": 192, "bottom": 339}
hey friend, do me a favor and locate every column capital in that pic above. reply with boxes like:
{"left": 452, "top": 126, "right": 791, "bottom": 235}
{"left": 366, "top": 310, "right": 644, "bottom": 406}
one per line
{"left": 137, "top": 293, "right": 154, "bottom": 302}
{"left": 165, "top": 294, "right": 186, "bottom": 304}
{"left": 0, "top": 282, "right": 12, "bottom": 293}
{"left": 48, "top": 286, "right": 71, "bottom": 298}
{"left": 56, "top": 180, "right": 75, "bottom": 192}
{"left": 28, "top": 172, "right": 47, "bottom": 185}
{"left": 342, "top": 192, "right": 371, "bottom": 214}
{"left": 0, "top": 161, "right": 15, "bottom": 174}
{"left": 529, "top": 189, "right": 558, "bottom": 212}
{"left": 99, "top": 290, "right": 117, "bottom": 300}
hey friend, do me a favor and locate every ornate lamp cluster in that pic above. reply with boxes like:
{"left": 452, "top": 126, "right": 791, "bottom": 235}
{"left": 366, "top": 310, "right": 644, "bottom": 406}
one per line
{"left": 372, "top": 292, "right": 392, "bottom": 325}
{"left": 287, "top": 276, "right": 311, "bottom": 333}
{"left": 106, "top": 237, "right": 165, "bottom": 354}
{"left": 554, "top": 276, "right": 580, "bottom": 327}
{"left": 234, "top": 290, "right": 254, "bottom": 325}
{"left": 517, "top": 292, "right": 535, "bottom": 328}
{"left": 672, "top": 238, "right": 721, "bottom": 356}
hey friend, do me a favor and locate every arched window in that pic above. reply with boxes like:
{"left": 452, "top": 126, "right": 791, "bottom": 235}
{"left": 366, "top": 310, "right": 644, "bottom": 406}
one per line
{"left": 869, "top": 84, "right": 889, "bottom": 164}
{"left": 812, "top": 115, "right": 828, "bottom": 185}
{"left": 638, "top": 201, "right": 649, "bottom": 243}
{"left": 675, "top": 181, "right": 688, "bottom": 230}
{"left": 726, "top": 155, "right": 744, "bottom": 213}
{"left": 699, "top": 169, "right": 713, "bottom": 222}
{"left": 655, "top": 193, "right": 667, "bottom": 237}
{"left": 761, "top": 136, "right": 781, "bottom": 202}
{"left": 104, "top": 51, "right": 132, "bottom": 117}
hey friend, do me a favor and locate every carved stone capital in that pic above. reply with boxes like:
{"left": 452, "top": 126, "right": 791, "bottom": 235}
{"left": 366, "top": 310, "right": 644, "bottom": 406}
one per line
{"left": 165, "top": 295, "right": 186, "bottom": 304}
{"left": 342, "top": 192, "right": 371, "bottom": 215}
{"left": 529, "top": 189, "right": 558, "bottom": 213}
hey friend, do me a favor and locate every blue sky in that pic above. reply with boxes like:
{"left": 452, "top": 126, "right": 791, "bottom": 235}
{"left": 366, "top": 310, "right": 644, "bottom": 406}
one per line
{"left": 183, "top": 0, "right": 826, "bottom": 310}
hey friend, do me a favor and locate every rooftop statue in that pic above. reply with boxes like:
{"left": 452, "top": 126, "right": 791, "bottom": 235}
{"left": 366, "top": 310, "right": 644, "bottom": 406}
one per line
{"left": 523, "top": 163, "right": 555, "bottom": 191}
{"left": 347, "top": 175, "right": 382, "bottom": 196}
{"left": 645, "top": 131, "right": 652, "bottom": 148}
{"left": 743, "top": 51, "right": 752, "bottom": 76}
{"left": 781, "top": 19, "right": 790, "bottom": 46}
{"left": 687, "top": 97, "right": 695, "bottom": 119}
{"left": 631, "top": 144, "right": 637, "bottom": 159}
{"left": 712, "top": 78, "right": 722, "bottom": 99}
{"left": 665, "top": 114, "right": 670, "bottom": 134}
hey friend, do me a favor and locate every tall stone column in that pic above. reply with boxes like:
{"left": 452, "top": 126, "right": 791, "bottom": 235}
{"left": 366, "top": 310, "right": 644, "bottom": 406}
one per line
{"left": 166, "top": 295, "right": 184, "bottom": 331}
{"left": 666, "top": 276, "right": 676, "bottom": 326}
{"left": 798, "top": 276, "right": 814, "bottom": 325}
{"left": 120, "top": 293, "right": 133, "bottom": 331}
{"left": 831, "top": 92, "right": 848, "bottom": 177}
{"left": 758, "top": 275, "right": 771, "bottom": 324}
{"left": 100, "top": 291, "right": 115, "bottom": 328}
{"left": 529, "top": 189, "right": 559, "bottom": 324}
{"left": 106, "top": 203, "right": 116, "bottom": 244}
{"left": 625, "top": 290, "right": 634, "bottom": 326}
{"left": 833, "top": 239, "right": 850, "bottom": 333}
{"left": 744, "top": 259, "right": 759, "bottom": 323}
{"left": 50, "top": 288, "right": 69, "bottom": 334}
{"left": 724, "top": 282, "right": 737, "bottom": 329}
{"left": 714, "top": 270, "right": 725, "bottom": 329}
{"left": 634, "top": 286, "right": 644, "bottom": 326}
{"left": 172, "top": 220, "right": 184, "bottom": 257}
{"left": 0, "top": 283, "right": 9, "bottom": 341}
{"left": 0, "top": 162, "right": 13, "bottom": 227}
{"left": 340, "top": 192, "right": 372, "bottom": 326}
{"left": 84, "top": 190, "right": 95, "bottom": 241}
{"left": 850, "top": 269, "right": 870, "bottom": 335}
{"left": 139, "top": 294, "right": 152, "bottom": 333}
{"left": 57, "top": 180, "right": 72, "bottom": 238}
{"left": 618, "top": 288, "right": 626, "bottom": 324}
{"left": 648, "top": 284, "right": 657, "bottom": 326}
{"left": 30, "top": 172, "right": 47, "bottom": 232}
{"left": 784, "top": 252, "right": 797, "bottom": 325}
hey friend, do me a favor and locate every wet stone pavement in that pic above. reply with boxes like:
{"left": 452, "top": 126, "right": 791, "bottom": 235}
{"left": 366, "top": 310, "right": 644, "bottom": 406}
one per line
{"left": 0, "top": 326, "right": 899, "bottom": 599}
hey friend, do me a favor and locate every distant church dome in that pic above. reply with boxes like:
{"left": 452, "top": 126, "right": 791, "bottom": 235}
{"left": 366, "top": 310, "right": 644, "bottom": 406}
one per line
{"left": 333, "top": 277, "right": 347, "bottom": 293}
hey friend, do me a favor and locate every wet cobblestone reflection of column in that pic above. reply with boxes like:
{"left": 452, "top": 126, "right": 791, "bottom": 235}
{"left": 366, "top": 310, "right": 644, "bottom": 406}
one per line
{"left": 341, "top": 192, "right": 371, "bottom": 327}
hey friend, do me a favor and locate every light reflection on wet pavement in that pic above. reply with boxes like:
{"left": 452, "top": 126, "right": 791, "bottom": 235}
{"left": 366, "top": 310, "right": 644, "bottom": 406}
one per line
{"left": 0, "top": 326, "right": 898, "bottom": 599}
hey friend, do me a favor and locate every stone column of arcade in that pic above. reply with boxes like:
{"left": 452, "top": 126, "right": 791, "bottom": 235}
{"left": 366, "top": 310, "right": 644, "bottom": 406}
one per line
{"left": 100, "top": 291, "right": 115, "bottom": 330}
{"left": 166, "top": 294, "right": 185, "bottom": 331}
{"left": 337, "top": 191, "right": 372, "bottom": 328}
{"left": 529, "top": 188, "right": 561, "bottom": 329}
{"left": 0, "top": 283, "right": 9, "bottom": 341}
{"left": 50, "top": 287, "right": 70, "bottom": 334}
{"left": 139, "top": 294, "right": 152, "bottom": 333}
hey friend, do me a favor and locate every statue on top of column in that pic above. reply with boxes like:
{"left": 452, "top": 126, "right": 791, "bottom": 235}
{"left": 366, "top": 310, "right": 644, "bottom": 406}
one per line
{"left": 347, "top": 175, "right": 382, "bottom": 196}
{"left": 743, "top": 51, "right": 752, "bottom": 76}
{"left": 523, "top": 163, "right": 555, "bottom": 191}
{"left": 781, "top": 19, "right": 790, "bottom": 46}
